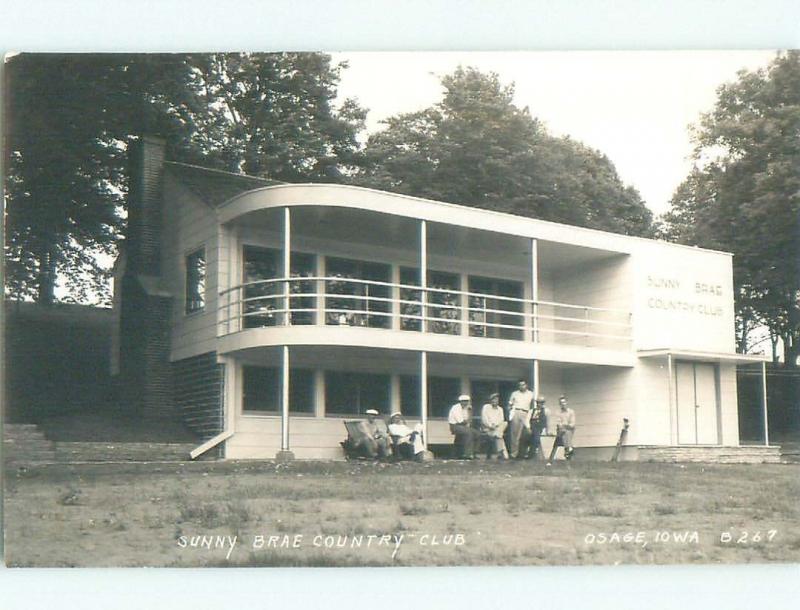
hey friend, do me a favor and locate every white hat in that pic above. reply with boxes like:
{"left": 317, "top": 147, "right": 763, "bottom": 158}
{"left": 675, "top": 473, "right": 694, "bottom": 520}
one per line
{"left": 365, "top": 409, "right": 379, "bottom": 415}
{"left": 458, "top": 394, "right": 471, "bottom": 402}
{"left": 390, "top": 412, "right": 402, "bottom": 419}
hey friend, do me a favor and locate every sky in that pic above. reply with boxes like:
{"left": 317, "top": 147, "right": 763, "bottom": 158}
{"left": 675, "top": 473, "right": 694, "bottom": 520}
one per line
{"left": 334, "top": 51, "right": 777, "bottom": 216}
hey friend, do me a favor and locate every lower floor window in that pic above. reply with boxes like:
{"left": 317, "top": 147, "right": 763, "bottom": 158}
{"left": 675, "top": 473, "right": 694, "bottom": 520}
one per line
{"left": 400, "top": 375, "right": 460, "bottom": 419}
{"left": 325, "top": 371, "right": 390, "bottom": 416}
{"left": 242, "top": 366, "right": 314, "bottom": 414}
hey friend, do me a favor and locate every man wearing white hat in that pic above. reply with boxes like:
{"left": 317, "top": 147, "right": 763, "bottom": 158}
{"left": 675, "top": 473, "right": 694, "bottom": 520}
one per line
{"left": 388, "top": 412, "right": 425, "bottom": 459}
{"left": 356, "top": 409, "right": 390, "bottom": 459}
{"left": 448, "top": 394, "right": 477, "bottom": 459}
{"left": 480, "top": 392, "right": 509, "bottom": 459}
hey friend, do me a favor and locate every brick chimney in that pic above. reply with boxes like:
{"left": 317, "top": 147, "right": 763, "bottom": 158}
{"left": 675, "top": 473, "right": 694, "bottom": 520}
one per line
{"left": 117, "top": 135, "right": 176, "bottom": 421}
{"left": 126, "top": 135, "right": 166, "bottom": 275}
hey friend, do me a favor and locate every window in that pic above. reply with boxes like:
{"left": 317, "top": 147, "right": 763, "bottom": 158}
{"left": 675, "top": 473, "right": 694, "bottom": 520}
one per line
{"left": 468, "top": 276, "right": 524, "bottom": 340}
{"left": 242, "top": 366, "right": 314, "bottom": 414}
{"left": 242, "top": 246, "right": 316, "bottom": 328}
{"left": 325, "top": 257, "right": 391, "bottom": 329}
{"left": 399, "top": 267, "right": 422, "bottom": 331}
{"left": 399, "top": 374, "right": 421, "bottom": 418}
{"left": 400, "top": 375, "right": 460, "bottom": 419}
{"left": 325, "top": 371, "right": 390, "bottom": 416}
{"left": 185, "top": 248, "right": 206, "bottom": 314}
{"left": 428, "top": 376, "right": 461, "bottom": 418}
{"left": 428, "top": 271, "right": 461, "bottom": 335}
{"left": 470, "top": 379, "right": 518, "bottom": 411}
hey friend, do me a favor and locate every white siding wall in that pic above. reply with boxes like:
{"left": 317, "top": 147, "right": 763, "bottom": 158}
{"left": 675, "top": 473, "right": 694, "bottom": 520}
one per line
{"left": 561, "top": 366, "right": 636, "bottom": 447}
{"left": 161, "top": 176, "right": 220, "bottom": 361}
{"left": 631, "top": 241, "right": 735, "bottom": 353}
{"left": 634, "top": 358, "right": 673, "bottom": 445}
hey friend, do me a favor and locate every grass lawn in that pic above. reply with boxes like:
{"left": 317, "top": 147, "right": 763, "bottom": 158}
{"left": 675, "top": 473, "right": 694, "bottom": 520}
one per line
{"left": 4, "top": 459, "right": 799, "bottom": 567}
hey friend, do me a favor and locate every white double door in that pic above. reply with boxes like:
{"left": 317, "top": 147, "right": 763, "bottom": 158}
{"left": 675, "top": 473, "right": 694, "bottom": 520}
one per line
{"left": 675, "top": 362, "right": 719, "bottom": 445}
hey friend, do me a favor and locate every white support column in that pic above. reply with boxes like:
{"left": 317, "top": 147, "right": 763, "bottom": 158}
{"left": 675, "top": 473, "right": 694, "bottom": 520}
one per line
{"left": 420, "top": 351, "right": 428, "bottom": 448}
{"left": 420, "top": 220, "right": 427, "bottom": 333}
{"left": 761, "top": 361, "right": 770, "bottom": 446}
{"left": 283, "top": 207, "right": 291, "bottom": 327}
{"left": 460, "top": 271, "right": 469, "bottom": 336}
{"left": 277, "top": 345, "right": 294, "bottom": 461}
{"left": 391, "top": 264, "right": 401, "bottom": 330}
{"left": 314, "top": 369, "right": 325, "bottom": 418}
{"left": 531, "top": 359, "right": 540, "bottom": 398}
{"left": 667, "top": 354, "right": 675, "bottom": 445}
{"left": 390, "top": 374, "right": 401, "bottom": 415}
{"left": 316, "top": 254, "right": 325, "bottom": 326}
{"left": 531, "top": 238, "right": 539, "bottom": 343}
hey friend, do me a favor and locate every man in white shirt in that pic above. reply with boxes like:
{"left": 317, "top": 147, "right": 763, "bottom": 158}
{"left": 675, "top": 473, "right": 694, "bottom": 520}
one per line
{"left": 507, "top": 380, "right": 535, "bottom": 458}
{"left": 388, "top": 413, "right": 425, "bottom": 459}
{"left": 548, "top": 395, "right": 577, "bottom": 463}
{"left": 448, "top": 394, "right": 477, "bottom": 459}
{"left": 480, "top": 392, "right": 508, "bottom": 459}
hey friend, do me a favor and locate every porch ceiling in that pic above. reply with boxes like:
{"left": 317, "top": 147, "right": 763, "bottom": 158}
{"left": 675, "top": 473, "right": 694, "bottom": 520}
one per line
{"left": 232, "top": 205, "right": 625, "bottom": 273}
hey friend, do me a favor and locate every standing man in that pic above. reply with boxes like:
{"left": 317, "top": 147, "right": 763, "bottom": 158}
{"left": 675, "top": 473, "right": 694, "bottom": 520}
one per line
{"left": 480, "top": 392, "right": 509, "bottom": 460}
{"left": 507, "top": 379, "right": 535, "bottom": 458}
{"left": 548, "top": 395, "right": 576, "bottom": 463}
{"left": 448, "top": 394, "right": 477, "bottom": 459}
{"left": 524, "top": 396, "right": 548, "bottom": 460}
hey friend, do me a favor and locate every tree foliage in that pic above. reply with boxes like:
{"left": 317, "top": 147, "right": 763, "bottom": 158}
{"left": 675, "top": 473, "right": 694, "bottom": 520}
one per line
{"left": 660, "top": 52, "right": 800, "bottom": 364}
{"left": 4, "top": 52, "right": 365, "bottom": 305}
{"left": 357, "top": 67, "right": 653, "bottom": 237}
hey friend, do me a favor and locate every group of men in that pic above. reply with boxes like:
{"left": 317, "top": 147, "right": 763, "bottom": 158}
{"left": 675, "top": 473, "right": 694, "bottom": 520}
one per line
{"left": 355, "top": 410, "right": 427, "bottom": 460}
{"left": 448, "top": 380, "right": 576, "bottom": 463}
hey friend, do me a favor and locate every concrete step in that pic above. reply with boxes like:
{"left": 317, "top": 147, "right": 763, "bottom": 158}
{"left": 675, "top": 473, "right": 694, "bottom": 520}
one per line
{"left": 3, "top": 423, "right": 199, "bottom": 466}
{"left": 638, "top": 445, "right": 782, "bottom": 464}
{"left": 53, "top": 441, "right": 196, "bottom": 463}
{"left": 3, "top": 423, "right": 57, "bottom": 466}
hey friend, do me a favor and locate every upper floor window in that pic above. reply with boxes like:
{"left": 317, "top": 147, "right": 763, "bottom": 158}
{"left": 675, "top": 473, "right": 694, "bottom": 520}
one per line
{"left": 185, "top": 247, "right": 206, "bottom": 314}
{"left": 242, "top": 246, "right": 316, "bottom": 327}
{"left": 325, "top": 257, "right": 390, "bottom": 329}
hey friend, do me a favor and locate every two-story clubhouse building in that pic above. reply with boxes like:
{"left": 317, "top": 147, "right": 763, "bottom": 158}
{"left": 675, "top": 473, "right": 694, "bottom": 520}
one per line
{"left": 112, "top": 136, "right": 776, "bottom": 462}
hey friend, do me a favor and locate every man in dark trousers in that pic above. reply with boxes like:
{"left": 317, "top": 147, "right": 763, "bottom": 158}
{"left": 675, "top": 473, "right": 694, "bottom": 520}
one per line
{"left": 524, "top": 396, "right": 548, "bottom": 460}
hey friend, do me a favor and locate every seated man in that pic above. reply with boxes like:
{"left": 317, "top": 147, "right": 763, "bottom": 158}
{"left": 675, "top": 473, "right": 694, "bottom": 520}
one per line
{"left": 480, "top": 392, "right": 508, "bottom": 459}
{"left": 387, "top": 413, "right": 425, "bottom": 460}
{"left": 356, "top": 409, "right": 391, "bottom": 459}
{"left": 448, "top": 394, "right": 478, "bottom": 459}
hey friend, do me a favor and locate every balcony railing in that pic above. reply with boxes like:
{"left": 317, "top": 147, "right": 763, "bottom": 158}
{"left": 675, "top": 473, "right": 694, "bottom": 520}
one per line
{"left": 218, "top": 277, "right": 633, "bottom": 350}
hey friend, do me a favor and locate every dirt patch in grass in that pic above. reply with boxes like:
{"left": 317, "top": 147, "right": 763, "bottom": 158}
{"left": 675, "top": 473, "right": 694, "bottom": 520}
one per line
{"left": 4, "top": 460, "right": 799, "bottom": 567}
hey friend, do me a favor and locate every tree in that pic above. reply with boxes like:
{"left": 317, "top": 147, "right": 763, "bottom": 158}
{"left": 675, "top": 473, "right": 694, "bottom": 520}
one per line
{"left": 4, "top": 53, "right": 366, "bottom": 305}
{"left": 4, "top": 54, "right": 200, "bottom": 305}
{"left": 660, "top": 51, "right": 800, "bottom": 365}
{"left": 173, "top": 53, "right": 366, "bottom": 181}
{"left": 357, "top": 66, "right": 653, "bottom": 237}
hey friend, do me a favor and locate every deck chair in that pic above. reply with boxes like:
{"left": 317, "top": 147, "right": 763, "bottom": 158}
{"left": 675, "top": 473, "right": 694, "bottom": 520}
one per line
{"left": 341, "top": 420, "right": 369, "bottom": 459}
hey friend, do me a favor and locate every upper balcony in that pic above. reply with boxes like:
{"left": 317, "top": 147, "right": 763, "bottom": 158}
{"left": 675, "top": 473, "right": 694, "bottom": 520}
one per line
{"left": 213, "top": 192, "right": 636, "bottom": 366}
{"left": 217, "top": 275, "right": 634, "bottom": 366}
